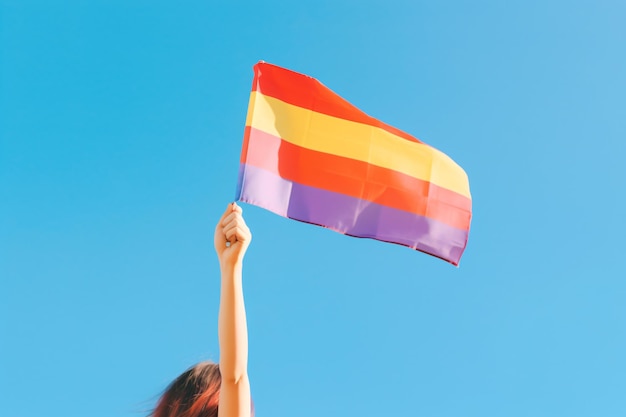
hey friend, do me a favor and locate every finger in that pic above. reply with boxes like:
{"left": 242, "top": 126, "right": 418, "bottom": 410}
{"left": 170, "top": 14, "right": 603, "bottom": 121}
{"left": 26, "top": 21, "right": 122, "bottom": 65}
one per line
{"left": 221, "top": 211, "right": 238, "bottom": 227}
{"left": 218, "top": 203, "right": 234, "bottom": 225}
{"left": 221, "top": 210, "right": 247, "bottom": 229}
{"left": 224, "top": 222, "right": 250, "bottom": 239}
{"left": 222, "top": 214, "right": 247, "bottom": 233}
{"left": 224, "top": 226, "right": 239, "bottom": 245}
{"left": 224, "top": 224, "right": 250, "bottom": 244}
{"left": 231, "top": 202, "right": 243, "bottom": 214}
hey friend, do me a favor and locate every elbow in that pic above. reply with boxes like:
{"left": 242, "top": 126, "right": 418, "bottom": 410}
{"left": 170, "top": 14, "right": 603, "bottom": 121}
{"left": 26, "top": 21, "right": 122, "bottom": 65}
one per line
{"left": 219, "top": 366, "right": 248, "bottom": 385}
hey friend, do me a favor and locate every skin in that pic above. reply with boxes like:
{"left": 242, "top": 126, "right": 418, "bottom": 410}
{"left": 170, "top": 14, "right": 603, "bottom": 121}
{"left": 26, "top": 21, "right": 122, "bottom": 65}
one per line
{"left": 214, "top": 202, "right": 252, "bottom": 417}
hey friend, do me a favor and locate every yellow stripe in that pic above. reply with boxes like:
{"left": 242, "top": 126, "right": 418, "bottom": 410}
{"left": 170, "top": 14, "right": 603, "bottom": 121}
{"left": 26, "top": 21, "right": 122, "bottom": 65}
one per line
{"left": 246, "top": 92, "right": 471, "bottom": 198}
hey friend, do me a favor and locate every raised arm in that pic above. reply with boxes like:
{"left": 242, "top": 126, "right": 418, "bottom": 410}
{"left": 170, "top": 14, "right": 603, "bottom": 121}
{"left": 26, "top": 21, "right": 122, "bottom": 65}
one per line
{"left": 214, "top": 203, "right": 252, "bottom": 417}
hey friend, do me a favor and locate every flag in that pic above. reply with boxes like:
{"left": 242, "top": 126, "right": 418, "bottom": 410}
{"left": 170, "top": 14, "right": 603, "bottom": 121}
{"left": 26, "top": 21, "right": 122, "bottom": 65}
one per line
{"left": 236, "top": 62, "right": 472, "bottom": 265}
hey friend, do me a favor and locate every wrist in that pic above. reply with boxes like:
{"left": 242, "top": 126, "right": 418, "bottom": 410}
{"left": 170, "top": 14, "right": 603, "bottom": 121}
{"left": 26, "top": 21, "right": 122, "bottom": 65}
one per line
{"left": 220, "top": 259, "right": 243, "bottom": 276}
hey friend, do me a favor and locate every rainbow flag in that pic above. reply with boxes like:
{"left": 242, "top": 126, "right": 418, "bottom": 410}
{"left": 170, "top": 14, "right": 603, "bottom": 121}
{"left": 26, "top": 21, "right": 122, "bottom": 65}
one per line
{"left": 236, "top": 62, "right": 472, "bottom": 265}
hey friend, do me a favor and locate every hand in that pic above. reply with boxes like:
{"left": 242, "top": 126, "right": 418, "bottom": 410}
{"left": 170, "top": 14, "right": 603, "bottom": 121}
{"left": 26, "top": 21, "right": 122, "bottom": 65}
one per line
{"left": 214, "top": 203, "right": 252, "bottom": 268}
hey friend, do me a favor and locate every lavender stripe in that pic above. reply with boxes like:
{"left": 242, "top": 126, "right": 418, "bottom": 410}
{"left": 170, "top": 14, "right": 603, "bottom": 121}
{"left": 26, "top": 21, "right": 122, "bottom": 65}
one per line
{"left": 236, "top": 163, "right": 467, "bottom": 265}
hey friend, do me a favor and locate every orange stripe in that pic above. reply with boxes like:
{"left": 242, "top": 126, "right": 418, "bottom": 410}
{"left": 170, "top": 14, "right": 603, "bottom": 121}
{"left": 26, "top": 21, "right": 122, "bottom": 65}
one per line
{"left": 241, "top": 127, "right": 471, "bottom": 231}
{"left": 252, "top": 62, "right": 423, "bottom": 144}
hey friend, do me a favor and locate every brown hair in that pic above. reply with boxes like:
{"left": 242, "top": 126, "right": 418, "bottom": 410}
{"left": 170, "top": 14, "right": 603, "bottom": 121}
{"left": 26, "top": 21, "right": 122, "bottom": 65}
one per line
{"left": 151, "top": 362, "right": 222, "bottom": 417}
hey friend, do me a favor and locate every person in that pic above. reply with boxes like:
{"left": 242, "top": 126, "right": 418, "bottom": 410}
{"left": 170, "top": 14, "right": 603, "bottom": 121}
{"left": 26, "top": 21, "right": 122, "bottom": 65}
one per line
{"left": 151, "top": 203, "right": 253, "bottom": 417}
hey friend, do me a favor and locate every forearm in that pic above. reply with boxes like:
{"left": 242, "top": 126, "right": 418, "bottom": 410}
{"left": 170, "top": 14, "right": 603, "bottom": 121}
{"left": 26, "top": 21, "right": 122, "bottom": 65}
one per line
{"left": 218, "top": 261, "right": 249, "bottom": 383}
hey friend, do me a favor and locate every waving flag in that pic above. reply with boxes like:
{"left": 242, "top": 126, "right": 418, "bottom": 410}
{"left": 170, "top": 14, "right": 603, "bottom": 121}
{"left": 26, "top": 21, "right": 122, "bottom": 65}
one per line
{"left": 236, "top": 62, "right": 472, "bottom": 265}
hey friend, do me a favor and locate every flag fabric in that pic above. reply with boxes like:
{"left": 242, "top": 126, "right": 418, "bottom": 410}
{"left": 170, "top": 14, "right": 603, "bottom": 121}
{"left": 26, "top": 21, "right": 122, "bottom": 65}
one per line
{"left": 235, "top": 62, "right": 472, "bottom": 265}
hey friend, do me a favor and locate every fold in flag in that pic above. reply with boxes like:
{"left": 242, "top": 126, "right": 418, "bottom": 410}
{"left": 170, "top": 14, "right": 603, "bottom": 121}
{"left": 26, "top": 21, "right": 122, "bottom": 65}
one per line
{"left": 236, "top": 62, "right": 472, "bottom": 265}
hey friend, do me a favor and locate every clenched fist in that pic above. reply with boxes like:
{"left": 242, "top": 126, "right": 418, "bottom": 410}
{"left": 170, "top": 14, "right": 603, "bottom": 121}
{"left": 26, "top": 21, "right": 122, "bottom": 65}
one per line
{"left": 214, "top": 202, "right": 252, "bottom": 267}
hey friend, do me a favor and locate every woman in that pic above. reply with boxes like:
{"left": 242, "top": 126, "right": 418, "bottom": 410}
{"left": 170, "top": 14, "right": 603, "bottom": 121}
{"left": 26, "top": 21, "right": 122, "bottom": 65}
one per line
{"left": 152, "top": 203, "right": 253, "bottom": 417}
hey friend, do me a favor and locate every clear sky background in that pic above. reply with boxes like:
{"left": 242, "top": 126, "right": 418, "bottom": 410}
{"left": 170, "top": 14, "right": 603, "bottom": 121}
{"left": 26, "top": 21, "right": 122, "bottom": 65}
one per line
{"left": 1, "top": 1, "right": 625, "bottom": 416}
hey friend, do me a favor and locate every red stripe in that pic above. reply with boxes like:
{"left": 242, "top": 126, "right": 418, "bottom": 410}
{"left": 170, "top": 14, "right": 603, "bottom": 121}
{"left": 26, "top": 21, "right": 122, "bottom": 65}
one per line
{"left": 251, "top": 62, "right": 423, "bottom": 144}
{"left": 240, "top": 126, "right": 471, "bottom": 231}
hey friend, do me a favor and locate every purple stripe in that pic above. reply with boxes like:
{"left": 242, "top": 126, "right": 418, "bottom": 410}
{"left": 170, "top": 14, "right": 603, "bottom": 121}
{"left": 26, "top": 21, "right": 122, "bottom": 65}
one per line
{"left": 236, "top": 163, "right": 468, "bottom": 265}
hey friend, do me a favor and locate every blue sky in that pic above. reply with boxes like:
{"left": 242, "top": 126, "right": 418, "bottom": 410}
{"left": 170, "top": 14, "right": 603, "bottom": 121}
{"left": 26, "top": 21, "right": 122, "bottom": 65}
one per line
{"left": 1, "top": 1, "right": 625, "bottom": 416}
